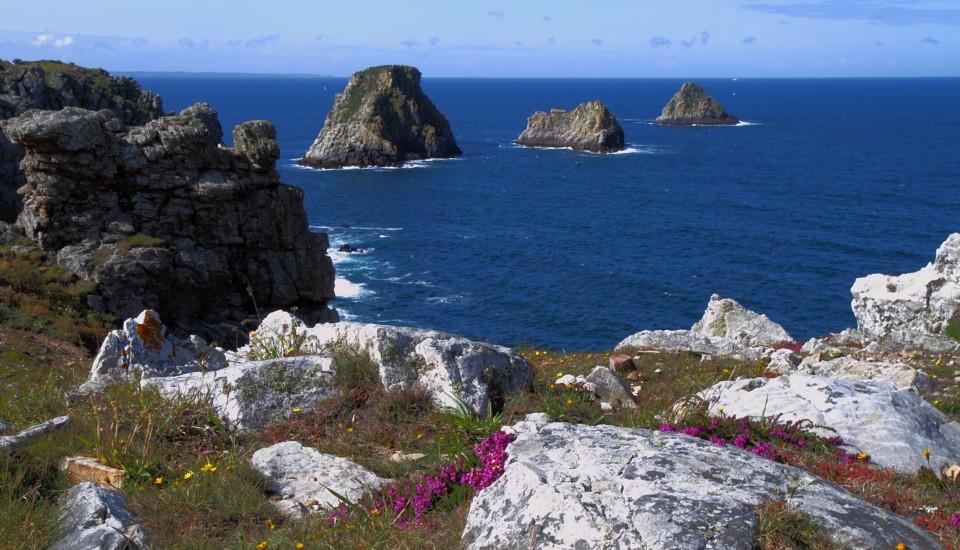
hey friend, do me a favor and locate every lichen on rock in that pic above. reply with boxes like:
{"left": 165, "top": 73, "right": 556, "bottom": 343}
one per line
{"left": 654, "top": 82, "right": 739, "bottom": 126}
{"left": 516, "top": 101, "right": 625, "bottom": 152}
{"left": 299, "top": 65, "right": 461, "bottom": 168}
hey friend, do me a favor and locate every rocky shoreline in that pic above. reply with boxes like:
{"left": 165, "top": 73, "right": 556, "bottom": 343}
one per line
{"left": 3, "top": 60, "right": 959, "bottom": 548}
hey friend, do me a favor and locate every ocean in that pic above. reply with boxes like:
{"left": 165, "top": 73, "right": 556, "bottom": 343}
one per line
{"left": 132, "top": 75, "right": 960, "bottom": 351}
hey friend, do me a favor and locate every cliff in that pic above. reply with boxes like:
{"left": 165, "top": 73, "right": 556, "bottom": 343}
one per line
{"left": 0, "top": 59, "right": 164, "bottom": 220}
{"left": 516, "top": 101, "right": 625, "bottom": 153}
{"left": 654, "top": 82, "right": 739, "bottom": 126}
{"left": 298, "top": 65, "right": 460, "bottom": 168}
{"left": 1, "top": 103, "right": 337, "bottom": 343}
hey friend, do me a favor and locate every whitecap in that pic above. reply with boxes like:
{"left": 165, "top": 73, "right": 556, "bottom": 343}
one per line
{"left": 335, "top": 278, "right": 369, "bottom": 298}
{"left": 426, "top": 294, "right": 465, "bottom": 304}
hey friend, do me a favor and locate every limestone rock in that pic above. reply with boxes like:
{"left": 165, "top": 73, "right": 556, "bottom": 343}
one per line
{"left": 250, "top": 441, "right": 390, "bottom": 518}
{"left": 515, "top": 101, "right": 624, "bottom": 153}
{"left": 300, "top": 319, "right": 532, "bottom": 417}
{"left": 584, "top": 366, "right": 637, "bottom": 408}
{"left": 0, "top": 59, "right": 163, "bottom": 220}
{"left": 144, "top": 355, "right": 336, "bottom": 431}
{"left": 0, "top": 415, "right": 70, "bottom": 453}
{"left": 615, "top": 329, "right": 766, "bottom": 361}
{"left": 88, "top": 310, "right": 226, "bottom": 384}
{"left": 4, "top": 102, "right": 337, "bottom": 343}
{"left": 851, "top": 233, "right": 960, "bottom": 352}
{"left": 700, "top": 374, "right": 960, "bottom": 473}
{"left": 50, "top": 482, "right": 149, "bottom": 550}
{"left": 654, "top": 82, "right": 739, "bottom": 126}
{"left": 692, "top": 294, "right": 792, "bottom": 347}
{"left": 461, "top": 418, "right": 938, "bottom": 549}
{"left": 60, "top": 456, "right": 125, "bottom": 489}
{"left": 299, "top": 65, "right": 460, "bottom": 168}
{"left": 800, "top": 356, "right": 937, "bottom": 394}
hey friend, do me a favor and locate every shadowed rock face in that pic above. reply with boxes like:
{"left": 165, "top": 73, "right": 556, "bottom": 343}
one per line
{"left": 0, "top": 59, "right": 164, "bottom": 221}
{"left": 654, "top": 82, "right": 739, "bottom": 126}
{"left": 516, "top": 101, "right": 625, "bottom": 153}
{"left": 2, "top": 103, "right": 337, "bottom": 343}
{"left": 299, "top": 65, "right": 460, "bottom": 168}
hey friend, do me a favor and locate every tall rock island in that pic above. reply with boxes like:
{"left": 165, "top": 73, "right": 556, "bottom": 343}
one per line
{"left": 654, "top": 82, "right": 739, "bottom": 126}
{"left": 0, "top": 59, "right": 164, "bottom": 220}
{"left": 299, "top": 65, "right": 460, "bottom": 169}
{"left": 516, "top": 101, "right": 625, "bottom": 153}
{"left": 2, "top": 102, "right": 337, "bottom": 343}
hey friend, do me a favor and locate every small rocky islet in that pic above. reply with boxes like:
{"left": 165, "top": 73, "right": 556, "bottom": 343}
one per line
{"left": 3, "top": 59, "right": 958, "bottom": 548}
{"left": 515, "top": 100, "right": 625, "bottom": 153}
{"left": 654, "top": 81, "right": 740, "bottom": 126}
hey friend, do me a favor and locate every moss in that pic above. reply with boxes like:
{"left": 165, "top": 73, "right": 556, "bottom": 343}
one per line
{"left": 117, "top": 233, "right": 167, "bottom": 252}
{"left": 945, "top": 316, "right": 960, "bottom": 343}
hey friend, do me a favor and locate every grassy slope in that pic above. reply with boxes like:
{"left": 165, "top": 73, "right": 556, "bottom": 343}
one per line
{"left": 3, "top": 242, "right": 960, "bottom": 548}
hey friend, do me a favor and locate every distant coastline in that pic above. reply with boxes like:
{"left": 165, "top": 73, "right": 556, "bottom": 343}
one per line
{"left": 120, "top": 70, "right": 337, "bottom": 79}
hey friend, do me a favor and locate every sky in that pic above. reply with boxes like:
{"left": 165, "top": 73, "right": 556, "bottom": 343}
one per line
{"left": 2, "top": 1, "right": 958, "bottom": 77}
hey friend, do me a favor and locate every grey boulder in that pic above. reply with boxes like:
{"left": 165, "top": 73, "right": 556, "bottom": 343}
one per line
{"left": 50, "top": 482, "right": 148, "bottom": 550}
{"left": 461, "top": 417, "right": 939, "bottom": 549}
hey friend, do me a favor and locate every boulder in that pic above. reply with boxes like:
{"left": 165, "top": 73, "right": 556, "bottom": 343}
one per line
{"left": 250, "top": 441, "right": 390, "bottom": 518}
{"left": 299, "top": 65, "right": 460, "bottom": 168}
{"left": 584, "top": 366, "right": 637, "bottom": 408}
{"left": 700, "top": 374, "right": 960, "bottom": 473}
{"left": 692, "top": 294, "right": 792, "bottom": 347}
{"left": 87, "top": 309, "right": 226, "bottom": 384}
{"left": 654, "top": 82, "right": 739, "bottom": 126}
{"left": 615, "top": 329, "right": 766, "bottom": 361}
{"left": 283, "top": 316, "right": 533, "bottom": 417}
{"left": 802, "top": 356, "right": 936, "bottom": 394}
{"left": 0, "top": 59, "right": 164, "bottom": 220}
{"left": 851, "top": 233, "right": 960, "bottom": 352}
{"left": 515, "top": 101, "right": 625, "bottom": 153}
{"left": 3, "top": 102, "right": 337, "bottom": 343}
{"left": 144, "top": 355, "right": 336, "bottom": 431}
{"left": 50, "top": 482, "right": 149, "bottom": 550}
{"left": 461, "top": 417, "right": 938, "bottom": 549}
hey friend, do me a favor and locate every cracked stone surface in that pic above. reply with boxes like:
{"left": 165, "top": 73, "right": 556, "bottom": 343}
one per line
{"left": 461, "top": 417, "right": 940, "bottom": 549}
{"left": 700, "top": 373, "right": 960, "bottom": 474}
{"left": 250, "top": 441, "right": 391, "bottom": 518}
{"left": 50, "top": 482, "right": 148, "bottom": 550}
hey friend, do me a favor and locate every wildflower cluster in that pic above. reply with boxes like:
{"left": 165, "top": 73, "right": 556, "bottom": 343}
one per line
{"left": 246, "top": 320, "right": 318, "bottom": 360}
{"left": 658, "top": 413, "right": 864, "bottom": 465}
{"left": 326, "top": 429, "right": 516, "bottom": 528}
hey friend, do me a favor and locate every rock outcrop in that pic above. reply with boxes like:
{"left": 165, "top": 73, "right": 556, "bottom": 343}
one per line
{"left": 852, "top": 233, "right": 960, "bottom": 352}
{"left": 515, "top": 101, "right": 625, "bottom": 153}
{"left": 50, "top": 482, "right": 149, "bottom": 550}
{"left": 616, "top": 295, "right": 788, "bottom": 360}
{"left": 692, "top": 293, "right": 792, "bottom": 346}
{"left": 299, "top": 65, "right": 460, "bottom": 168}
{"left": 462, "top": 416, "right": 939, "bottom": 549}
{"left": 0, "top": 415, "right": 70, "bottom": 453}
{"left": 0, "top": 59, "right": 163, "bottom": 220}
{"left": 654, "top": 82, "right": 739, "bottom": 126}
{"left": 250, "top": 441, "right": 391, "bottom": 518}
{"left": 2, "top": 104, "right": 337, "bottom": 343}
{"left": 700, "top": 374, "right": 960, "bottom": 474}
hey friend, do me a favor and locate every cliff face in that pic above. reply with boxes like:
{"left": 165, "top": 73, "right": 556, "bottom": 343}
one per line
{"left": 0, "top": 60, "right": 164, "bottom": 220}
{"left": 654, "top": 82, "right": 739, "bottom": 126}
{"left": 2, "top": 103, "right": 337, "bottom": 343}
{"left": 516, "top": 101, "right": 625, "bottom": 153}
{"left": 299, "top": 65, "right": 460, "bottom": 168}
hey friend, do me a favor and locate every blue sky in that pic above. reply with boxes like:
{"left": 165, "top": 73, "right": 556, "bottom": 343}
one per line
{"left": 2, "top": 1, "right": 958, "bottom": 77}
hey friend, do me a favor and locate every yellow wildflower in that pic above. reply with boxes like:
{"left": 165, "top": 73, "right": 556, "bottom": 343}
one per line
{"left": 566, "top": 399, "right": 573, "bottom": 405}
{"left": 256, "top": 542, "right": 268, "bottom": 550}
{"left": 153, "top": 476, "right": 163, "bottom": 485}
{"left": 347, "top": 427, "right": 354, "bottom": 433}
{"left": 556, "top": 372, "right": 563, "bottom": 378}
{"left": 923, "top": 449, "right": 932, "bottom": 458}
{"left": 183, "top": 472, "right": 193, "bottom": 480}
{"left": 370, "top": 508, "right": 380, "bottom": 517}
{"left": 295, "top": 544, "right": 304, "bottom": 550}
{"left": 293, "top": 408, "right": 301, "bottom": 413}
{"left": 896, "top": 543, "right": 907, "bottom": 550}
{"left": 857, "top": 452, "right": 869, "bottom": 461}
{"left": 265, "top": 519, "right": 276, "bottom": 530}
{"left": 416, "top": 433, "right": 423, "bottom": 440}
{"left": 717, "top": 407, "right": 724, "bottom": 414}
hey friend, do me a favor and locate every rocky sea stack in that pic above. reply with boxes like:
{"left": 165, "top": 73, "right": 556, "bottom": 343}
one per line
{"left": 0, "top": 59, "right": 164, "bottom": 220}
{"left": 2, "top": 102, "right": 337, "bottom": 343}
{"left": 654, "top": 82, "right": 739, "bottom": 126}
{"left": 299, "top": 65, "right": 460, "bottom": 169}
{"left": 516, "top": 101, "right": 624, "bottom": 153}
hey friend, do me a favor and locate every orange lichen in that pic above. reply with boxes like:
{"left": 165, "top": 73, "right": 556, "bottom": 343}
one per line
{"left": 136, "top": 311, "right": 165, "bottom": 351}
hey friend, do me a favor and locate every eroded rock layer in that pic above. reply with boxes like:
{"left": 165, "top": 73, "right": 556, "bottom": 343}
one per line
{"left": 299, "top": 65, "right": 460, "bottom": 168}
{"left": 2, "top": 103, "right": 336, "bottom": 343}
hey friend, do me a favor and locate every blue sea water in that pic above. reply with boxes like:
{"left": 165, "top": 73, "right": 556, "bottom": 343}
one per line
{"left": 133, "top": 75, "right": 960, "bottom": 351}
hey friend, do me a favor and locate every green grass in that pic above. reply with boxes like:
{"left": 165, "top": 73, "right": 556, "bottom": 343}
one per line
{"left": 5, "top": 246, "right": 960, "bottom": 548}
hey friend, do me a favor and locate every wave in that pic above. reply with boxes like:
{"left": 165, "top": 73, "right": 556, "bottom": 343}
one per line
{"left": 335, "top": 277, "right": 370, "bottom": 299}
{"left": 426, "top": 294, "right": 466, "bottom": 304}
